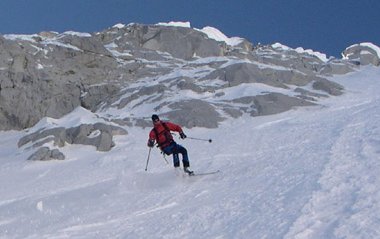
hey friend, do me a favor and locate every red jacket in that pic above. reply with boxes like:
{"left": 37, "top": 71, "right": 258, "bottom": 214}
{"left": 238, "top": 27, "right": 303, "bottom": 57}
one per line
{"left": 148, "top": 121, "right": 183, "bottom": 149}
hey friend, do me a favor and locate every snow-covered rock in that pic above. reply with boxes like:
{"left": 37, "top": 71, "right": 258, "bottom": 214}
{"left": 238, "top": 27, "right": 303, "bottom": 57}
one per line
{"left": 342, "top": 42, "right": 380, "bottom": 66}
{"left": 19, "top": 122, "right": 127, "bottom": 152}
{"left": 0, "top": 23, "right": 379, "bottom": 133}
{"left": 27, "top": 147, "right": 65, "bottom": 161}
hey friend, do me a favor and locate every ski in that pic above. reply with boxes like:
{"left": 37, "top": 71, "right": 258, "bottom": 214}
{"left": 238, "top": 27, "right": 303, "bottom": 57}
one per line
{"left": 188, "top": 170, "right": 220, "bottom": 176}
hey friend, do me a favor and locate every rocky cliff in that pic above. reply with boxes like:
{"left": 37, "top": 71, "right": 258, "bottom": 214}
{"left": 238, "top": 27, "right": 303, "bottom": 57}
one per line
{"left": 1, "top": 23, "right": 379, "bottom": 133}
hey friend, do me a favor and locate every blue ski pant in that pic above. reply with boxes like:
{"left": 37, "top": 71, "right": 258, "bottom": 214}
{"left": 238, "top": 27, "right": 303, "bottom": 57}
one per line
{"left": 162, "top": 142, "right": 190, "bottom": 168}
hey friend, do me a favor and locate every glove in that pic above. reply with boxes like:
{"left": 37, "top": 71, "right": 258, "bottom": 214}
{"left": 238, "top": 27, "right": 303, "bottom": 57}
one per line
{"left": 147, "top": 139, "right": 155, "bottom": 148}
{"left": 179, "top": 132, "right": 187, "bottom": 139}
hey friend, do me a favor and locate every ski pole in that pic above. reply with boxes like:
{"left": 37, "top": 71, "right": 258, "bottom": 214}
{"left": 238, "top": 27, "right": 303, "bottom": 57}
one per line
{"left": 145, "top": 148, "right": 152, "bottom": 171}
{"left": 187, "top": 137, "right": 212, "bottom": 143}
{"left": 162, "top": 154, "right": 169, "bottom": 164}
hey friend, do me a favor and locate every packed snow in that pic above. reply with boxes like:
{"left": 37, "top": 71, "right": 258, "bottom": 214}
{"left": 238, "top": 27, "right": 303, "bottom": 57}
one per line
{"left": 1, "top": 66, "right": 380, "bottom": 238}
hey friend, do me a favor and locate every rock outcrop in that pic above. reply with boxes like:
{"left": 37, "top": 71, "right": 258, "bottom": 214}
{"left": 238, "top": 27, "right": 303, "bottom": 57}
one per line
{"left": 1, "top": 23, "right": 379, "bottom": 133}
{"left": 19, "top": 123, "right": 127, "bottom": 153}
{"left": 27, "top": 147, "right": 65, "bottom": 161}
{"left": 342, "top": 43, "right": 380, "bottom": 66}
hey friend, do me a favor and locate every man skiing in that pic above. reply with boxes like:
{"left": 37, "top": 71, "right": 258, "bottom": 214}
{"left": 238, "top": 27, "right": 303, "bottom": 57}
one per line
{"left": 147, "top": 114, "right": 193, "bottom": 175}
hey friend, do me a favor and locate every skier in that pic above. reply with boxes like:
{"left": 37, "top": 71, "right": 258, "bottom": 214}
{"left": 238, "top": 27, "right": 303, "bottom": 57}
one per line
{"left": 147, "top": 114, "right": 193, "bottom": 175}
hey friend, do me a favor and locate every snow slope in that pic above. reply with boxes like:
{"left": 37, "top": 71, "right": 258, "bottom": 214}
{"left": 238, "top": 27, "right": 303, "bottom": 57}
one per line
{"left": 1, "top": 66, "right": 380, "bottom": 238}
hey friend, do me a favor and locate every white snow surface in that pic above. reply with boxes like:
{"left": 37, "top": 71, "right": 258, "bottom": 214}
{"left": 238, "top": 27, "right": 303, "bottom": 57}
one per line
{"left": 294, "top": 47, "right": 329, "bottom": 62}
{"left": 112, "top": 23, "right": 126, "bottom": 29}
{"left": 197, "top": 26, "right": 244, "bottom": 46}
{"left": 1, "top": 67, "right": 380, "bottom": 238}
{"left": 156, "top": 21, "right": 191, "bottom": 28}
{"left": 62, "top": 31, "right": 92, "bottom": 38}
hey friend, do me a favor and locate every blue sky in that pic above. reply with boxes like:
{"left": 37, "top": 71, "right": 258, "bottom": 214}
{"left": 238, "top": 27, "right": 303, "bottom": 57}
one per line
{"left": 0, "top": 0, "right": 379, "bottom": 57}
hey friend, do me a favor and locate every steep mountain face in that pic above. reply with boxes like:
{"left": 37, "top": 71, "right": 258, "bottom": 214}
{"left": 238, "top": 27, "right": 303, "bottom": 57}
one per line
{"left": 0, "top": 23, "right": 379, "bottom": 134}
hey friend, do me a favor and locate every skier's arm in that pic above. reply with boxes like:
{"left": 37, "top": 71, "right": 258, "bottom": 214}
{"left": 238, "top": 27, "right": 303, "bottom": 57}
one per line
{"left": 147, "top": 130, "right": 155, "bottom": 147}
{"left": 166, "top": 122, "right": 183, "bottom": 133}
{"left": 166, "top": 122, "right": 186, "bottom": 138}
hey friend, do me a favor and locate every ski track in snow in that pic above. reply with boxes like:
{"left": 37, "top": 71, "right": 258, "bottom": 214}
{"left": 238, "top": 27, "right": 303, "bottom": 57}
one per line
{"left": 0, "top": 67, "right": 380, "bottom": 238}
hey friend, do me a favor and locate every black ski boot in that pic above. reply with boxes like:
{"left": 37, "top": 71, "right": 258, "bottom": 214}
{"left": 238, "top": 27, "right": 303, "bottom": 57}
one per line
{"left": 184, "top": 167, "right": 194, "bottom": 175}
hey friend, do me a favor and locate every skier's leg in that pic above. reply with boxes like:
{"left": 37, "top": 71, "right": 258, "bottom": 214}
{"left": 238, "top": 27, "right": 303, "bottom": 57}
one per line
{"left": 172, "top": 153, "right": 180, "bottom": 167}
{"left": 177, "top": 144, "right": 189, "bottom": 168}
{"left": 163, "top": 143, "right": 180, "bottom": 167}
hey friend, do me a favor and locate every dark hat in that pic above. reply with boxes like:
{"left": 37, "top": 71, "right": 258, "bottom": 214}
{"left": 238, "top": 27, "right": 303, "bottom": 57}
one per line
{"left": 151, "top": 114, "right": 160, "bottom": 122}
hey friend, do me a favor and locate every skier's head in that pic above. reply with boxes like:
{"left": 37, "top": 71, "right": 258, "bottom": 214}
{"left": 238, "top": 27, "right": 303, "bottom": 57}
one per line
{"left": 151, "top": 114, "right": 160, "bottom": 123}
